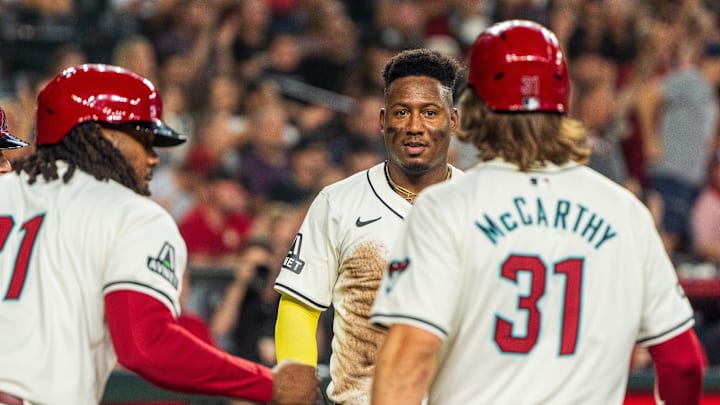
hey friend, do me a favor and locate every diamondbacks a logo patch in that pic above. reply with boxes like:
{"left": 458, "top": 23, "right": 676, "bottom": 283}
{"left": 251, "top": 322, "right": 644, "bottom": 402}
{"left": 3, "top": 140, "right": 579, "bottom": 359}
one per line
{"left": 384, "top": 258, "right": 410, "bottom": 293}
{"left": 147, "top": 242, "right": 179, "bottom": 289}
{"left": 282, "top": 234, "right": 306, "bottom": 274}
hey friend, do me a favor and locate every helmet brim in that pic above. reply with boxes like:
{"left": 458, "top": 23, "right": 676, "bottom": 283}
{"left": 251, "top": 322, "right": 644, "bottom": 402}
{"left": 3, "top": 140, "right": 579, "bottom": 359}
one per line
{"left": 0, "top": 133, "right": 29, "bottom": 149}
{"left": 134, "top": 121, "right": 187, "bottom": 147}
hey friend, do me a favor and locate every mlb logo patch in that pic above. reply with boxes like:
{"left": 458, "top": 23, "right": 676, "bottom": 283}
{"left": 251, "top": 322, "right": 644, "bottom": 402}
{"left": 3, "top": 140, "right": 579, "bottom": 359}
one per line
{"left": 522, "top": 96, "right": 540, "bottom": 110}
{"left": 521, "top": 75, "right": 540, "bottom": 110}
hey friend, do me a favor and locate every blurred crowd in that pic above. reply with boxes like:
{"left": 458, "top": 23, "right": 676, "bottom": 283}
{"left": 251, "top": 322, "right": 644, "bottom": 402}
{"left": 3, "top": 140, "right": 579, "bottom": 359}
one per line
{"left": 2, "top": 0, "right": 720, "bottom": 377}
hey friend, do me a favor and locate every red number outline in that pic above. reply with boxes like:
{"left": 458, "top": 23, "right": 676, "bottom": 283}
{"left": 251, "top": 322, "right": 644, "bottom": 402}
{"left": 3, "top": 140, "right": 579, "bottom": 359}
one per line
{"left": 2, "top": 214, "right": 45, "bottom": 300}
{"left": 494, "top": 254, "right": 584, "bottom": 355}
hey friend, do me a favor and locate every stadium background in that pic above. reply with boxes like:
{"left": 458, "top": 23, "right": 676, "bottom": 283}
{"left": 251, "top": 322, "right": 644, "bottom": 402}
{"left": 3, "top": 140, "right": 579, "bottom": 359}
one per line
{"left": 1, "top": 0, "right": 720, "bottom": 403}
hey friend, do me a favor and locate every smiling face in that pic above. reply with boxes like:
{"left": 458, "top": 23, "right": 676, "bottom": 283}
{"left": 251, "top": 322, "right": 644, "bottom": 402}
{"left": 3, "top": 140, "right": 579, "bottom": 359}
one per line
{"left": 380, "top": 75, "right": 457, "bottom": 179}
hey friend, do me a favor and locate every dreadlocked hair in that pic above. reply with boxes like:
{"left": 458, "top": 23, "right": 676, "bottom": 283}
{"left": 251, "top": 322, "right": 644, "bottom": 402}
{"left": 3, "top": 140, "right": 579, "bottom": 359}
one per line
{"left": 13, "top": 122, "right": 148, "bottom": 195}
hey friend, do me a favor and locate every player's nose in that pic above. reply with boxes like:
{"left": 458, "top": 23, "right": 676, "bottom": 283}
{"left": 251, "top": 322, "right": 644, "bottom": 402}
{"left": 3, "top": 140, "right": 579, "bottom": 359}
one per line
{"left": 147, "top": 150, "right": 160, "bottom": 167}
{"left": 406, "top": 112, "right": 424, "bottom": 135}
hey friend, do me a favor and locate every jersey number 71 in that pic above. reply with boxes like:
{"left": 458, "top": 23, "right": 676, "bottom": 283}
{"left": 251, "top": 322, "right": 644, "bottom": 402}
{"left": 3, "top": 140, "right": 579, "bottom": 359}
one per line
{"left": 0, "top": 215, "right": 45, "bottom": 300}
{"left": 494, "top": 254, "right": 583, "bottom": 356}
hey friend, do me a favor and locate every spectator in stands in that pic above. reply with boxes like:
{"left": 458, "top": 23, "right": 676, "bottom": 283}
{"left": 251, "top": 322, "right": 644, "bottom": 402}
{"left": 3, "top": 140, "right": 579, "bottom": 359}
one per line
{"left": 150, "top": 0, "right": 216, "bottom": 69}
{"left": 2, "top": 0, "right": 720, "bottom": 394}
{"left": 577, "top": 79, "right": 628, "bottom": 186}
{"left": 341, "top": 136, "right": 385, "bottom": 177}
{"left": 47, "top": 43, "right": 87, "bottom": 75}
{"left": 211, "top": 238, "right": 280, "bottom": 367}
{"left": 636, "top": 41, "right": 720, "bottom": 258}
{"left": 691, "top": 147, "right": 720, "bottom": 263}
{"left": 371, "top": 0, "right": 428, "bottom": 50}
{"left": 248, "top": 200, "right": 306, "bottom": 259}
{"left": 184, "top": 111, "right": 245, "bottom": 177}
{"left": 295, "top": 0, "right": 359, "bottom": 94}
{"left": 150, "top": 160, "right": 197, "bottom": 222}
{"left": 329, "top": 93, "right": 386, "bottom": 165}
{"left": 111, "top": 35, "right": 159, "bottom": 83}
{"left": 266, "top": 135, "right": 339, "bottom": 207}
{"left": 238, "top": 103, "right": 297, "bottom": 203}
{"left": 262, "top": 31, "right": 304, "bottom": 79}
{"left": 614, "top": 10, "right": 679, "bottom": 193}
{"left": 218, "top": 0, "right": 273, "bottom": 81}
{"left": 156, "top": 82, "right": 195, "bottom": 166}
{"left": 178, "top": 169, "right": 254, "bottom": 269}
{"left": 343, "top": 36, "right": 398, "bottom": 98}
{"left": 690, "top": 146, "right": 720, "bottom": 367}
{"left": 191, "top": 74, "right": 249, "bottom": 167}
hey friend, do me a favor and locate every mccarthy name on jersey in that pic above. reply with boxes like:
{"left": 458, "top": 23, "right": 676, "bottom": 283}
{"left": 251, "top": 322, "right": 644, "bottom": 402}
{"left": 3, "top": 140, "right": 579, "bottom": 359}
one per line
{"left": 475, "top": 195, "right": 618, "bottom": 250}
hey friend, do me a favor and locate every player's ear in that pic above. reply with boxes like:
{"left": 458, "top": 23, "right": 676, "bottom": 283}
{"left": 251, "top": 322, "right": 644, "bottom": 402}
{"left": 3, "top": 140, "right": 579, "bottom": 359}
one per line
{"left": 379, "top": 108, "right": 386, "bottom": 134}
{"left": 450, "top": 107, "right": 459, "bottom": 130}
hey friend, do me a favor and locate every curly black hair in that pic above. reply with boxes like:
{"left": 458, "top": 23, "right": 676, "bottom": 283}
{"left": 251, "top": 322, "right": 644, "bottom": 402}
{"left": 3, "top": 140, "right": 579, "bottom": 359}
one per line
{"left": 13, "top": 122, "right": 148, "bottom": 195}
{"left": 382, "top": 48, "right": 465, "bottom": 95}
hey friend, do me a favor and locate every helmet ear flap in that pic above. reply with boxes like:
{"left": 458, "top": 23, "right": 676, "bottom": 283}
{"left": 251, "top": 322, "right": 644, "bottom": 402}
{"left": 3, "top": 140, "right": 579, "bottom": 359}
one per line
{"left": 466, "top": 20, "right": 569, "bottom": 114}
{"left": 35, "top": 64, "right": 186, "bottom": 146}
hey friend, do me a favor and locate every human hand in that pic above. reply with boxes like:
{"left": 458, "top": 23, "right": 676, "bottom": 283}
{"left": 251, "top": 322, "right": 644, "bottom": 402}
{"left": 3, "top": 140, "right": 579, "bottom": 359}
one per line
{"left": 269, "top": 360, "right": 320, "bottom": 405}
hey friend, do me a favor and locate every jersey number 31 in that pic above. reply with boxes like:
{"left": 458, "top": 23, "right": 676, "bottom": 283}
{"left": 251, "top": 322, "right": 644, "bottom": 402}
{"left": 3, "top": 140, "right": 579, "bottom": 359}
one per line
{"left": 0, "top": 215, "right": 45, "bottom": 300}
{"left": 495, "top": 254, "right": 583, "bottom": 356}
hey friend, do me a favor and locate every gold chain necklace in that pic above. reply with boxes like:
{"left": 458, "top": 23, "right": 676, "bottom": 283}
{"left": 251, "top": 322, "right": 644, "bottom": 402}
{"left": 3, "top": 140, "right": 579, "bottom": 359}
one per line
{"left": 384, "top": 163, "right": 452, "bottom": 204}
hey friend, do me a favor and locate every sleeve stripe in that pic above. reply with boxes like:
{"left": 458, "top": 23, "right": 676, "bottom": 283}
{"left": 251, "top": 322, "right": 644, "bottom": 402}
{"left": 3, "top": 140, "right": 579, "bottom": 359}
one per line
{"left": 274, "top": 282, "right": 329, "bottom": 310}
{"left": 370, "top": 313, "right": 448, "bottom": 338}
{"left": 636, "top": 315, "right": 695, "bottom": 345}
{"left": 103, "top": 281, "right": 179, "bottom": 317}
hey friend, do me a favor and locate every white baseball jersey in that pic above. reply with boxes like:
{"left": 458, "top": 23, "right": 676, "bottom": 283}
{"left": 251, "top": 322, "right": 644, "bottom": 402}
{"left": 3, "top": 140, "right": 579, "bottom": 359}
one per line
{"left": 274, "top": 162, "right": 462, "bottom": 405}
{"left": 371, "top": 159, "right": 695, "bottom": 405}
{"left": 0, "top": 163, "right": 187, "bottom": 404}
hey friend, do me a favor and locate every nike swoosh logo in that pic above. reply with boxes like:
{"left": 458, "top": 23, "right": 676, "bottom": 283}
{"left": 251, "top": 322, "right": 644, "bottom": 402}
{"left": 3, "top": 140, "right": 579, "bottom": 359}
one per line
{"left": 355, "top": 216, "right": 382, "bottom": 227}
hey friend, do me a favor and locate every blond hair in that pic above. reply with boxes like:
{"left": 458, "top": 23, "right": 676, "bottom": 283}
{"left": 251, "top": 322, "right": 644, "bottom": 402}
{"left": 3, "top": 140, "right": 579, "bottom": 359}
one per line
{"left": 455, "top": 88, "right": 590, "bottom": 172}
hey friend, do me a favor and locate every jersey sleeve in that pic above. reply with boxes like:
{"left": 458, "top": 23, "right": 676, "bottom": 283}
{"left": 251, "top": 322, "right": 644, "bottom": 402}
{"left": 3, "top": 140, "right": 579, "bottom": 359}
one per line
{"left": 102, "top": 202, "right": 187, "bottom": 317}
{"left": 106, "top": 290, "right": 273, "bottom": 402}
{"left": 636, "top": 208, "right": 695, "bottom": 347}
{"left": 274, "top": 190, "right": 339, "bottom": 310}
{"left": 370, "top": 188, "right": 461, "bottom": 340}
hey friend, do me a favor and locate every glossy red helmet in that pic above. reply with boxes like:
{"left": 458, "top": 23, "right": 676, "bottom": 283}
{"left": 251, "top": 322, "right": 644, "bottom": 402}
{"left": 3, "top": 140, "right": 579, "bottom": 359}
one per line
{"left": 466, "top": 20, "right": 569, "bottom": 114}
{"left": 0, "top": 106, "right": 28, "bottom": 149}
{"left": 36, "top": 64, "right": 185, "bottom": 146}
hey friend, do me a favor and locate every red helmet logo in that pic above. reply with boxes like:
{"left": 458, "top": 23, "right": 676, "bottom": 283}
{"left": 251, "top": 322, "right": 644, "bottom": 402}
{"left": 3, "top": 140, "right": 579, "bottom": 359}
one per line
{"left": 466, "top": 20, "right": 569, "bottom": 114}
{"left": 36, "top": 64, "right": 184, "bottom": 146}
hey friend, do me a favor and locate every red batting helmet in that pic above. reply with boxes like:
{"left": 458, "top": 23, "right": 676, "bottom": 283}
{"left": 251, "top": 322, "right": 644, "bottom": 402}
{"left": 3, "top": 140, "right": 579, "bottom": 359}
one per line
{"left": 36, "top": 64, "right": 185, "bottom": 146}
{"left": 0, "top": 106, "right": 28, "bottom": 149}
{"left": 466, "top": 20, "right": 569, "bottom": 114}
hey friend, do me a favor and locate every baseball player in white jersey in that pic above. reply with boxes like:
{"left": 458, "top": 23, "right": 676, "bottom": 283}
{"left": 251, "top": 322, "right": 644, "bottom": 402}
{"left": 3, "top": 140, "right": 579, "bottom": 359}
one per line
{"left": 273, "top": 49, "right": 465, "bottom": 404}
{"left": 0, "top": 106, "right": 28, "bottom": 174}
{"left": 371, "top": 20, "right": 705, "bottom": 405}
{"left": 0, "top": 64, "right": 317, "bottom": 405}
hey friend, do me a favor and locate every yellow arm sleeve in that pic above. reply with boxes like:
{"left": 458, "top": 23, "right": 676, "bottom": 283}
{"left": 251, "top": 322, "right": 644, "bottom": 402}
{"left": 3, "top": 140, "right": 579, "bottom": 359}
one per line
{"left": 275, "top": 294, "right": 322, "bottom": 366}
